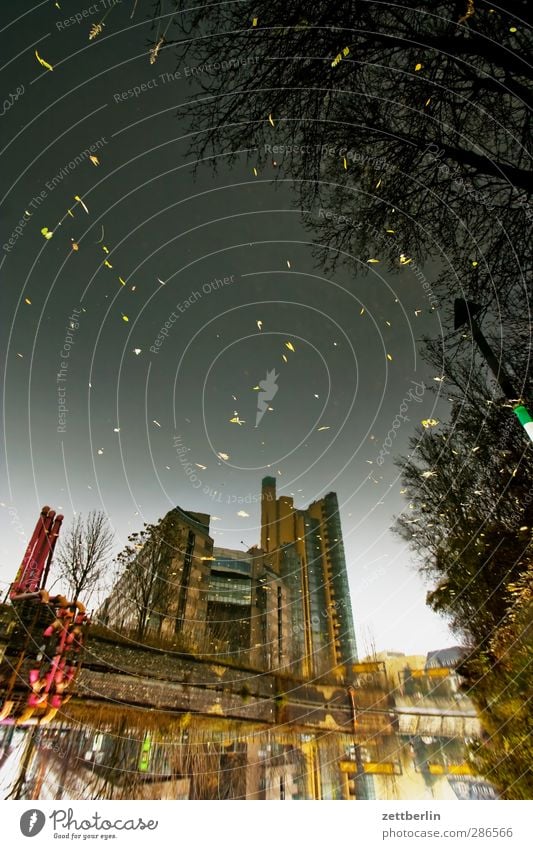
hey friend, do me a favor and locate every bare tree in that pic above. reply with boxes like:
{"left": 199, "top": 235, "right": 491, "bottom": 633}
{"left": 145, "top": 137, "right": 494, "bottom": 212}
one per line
{"left": 115, "top": 522, "right": 174, "bottom": 640}
{"left": 54, "top": 511, "right": 114, "bottom": 604}
{"left": 153, "top": 0, "right": 531, "bottom": 335}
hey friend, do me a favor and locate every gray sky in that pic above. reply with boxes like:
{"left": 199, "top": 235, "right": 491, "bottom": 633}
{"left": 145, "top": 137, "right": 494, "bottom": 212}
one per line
{"left": 0, "top": 0, "right": 455, "bottom": 656}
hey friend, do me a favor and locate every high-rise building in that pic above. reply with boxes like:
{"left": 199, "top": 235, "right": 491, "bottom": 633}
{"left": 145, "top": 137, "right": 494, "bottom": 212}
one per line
{"left": 100, "top": 480, "right": 357, "bottom": 680}
{"left": 260, "top": 476, "right": 357, "bottom": 678}
{"left": 98, "top": 506, "right": 213, "bottom": 643}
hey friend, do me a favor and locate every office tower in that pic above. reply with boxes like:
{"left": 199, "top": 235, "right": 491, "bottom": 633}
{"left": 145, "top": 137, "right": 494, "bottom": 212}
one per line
{"left": 260, "top": 477, "right": 357, "bottom": 678}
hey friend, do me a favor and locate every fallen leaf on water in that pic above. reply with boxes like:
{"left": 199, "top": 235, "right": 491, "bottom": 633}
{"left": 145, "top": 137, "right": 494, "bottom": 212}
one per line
{"left": 367, "top": 258, "right": 380, "bottom": 263}
{"left": 268, "top": 114, "right": 275, "bottom": 126}
{"left": 421, "top": 418, "right": 439, "bottom": 428}
{"left": 89, "top": 155, "right": 100, "bottom": 166}
{"left": 237, "top": 510, "right": 249, "bottom": 517}
{"left": 25, "top": 298, "right": 31, "bottom": 305}
{"left": 285, "top": 341, "right": 295, "bottom": 352}
{"left": 89, "top": 22, "right": 105, "bottom": 40}
{"left": 317, "top": 426, "right": 330, "bottom": 431}
{"left": 257, "top": 320, "right": 262, "bottom": 330}
{"left": 153, "top": 420, "right": 161, "bottom": 427}
{"left": 133, "top": 348, "right": 141, "bottom": 355}
{"left": 218, "top": 452, "right": 230, "bottom": 460}
{"left": 41, "top": 227, "right": 53, "bottom": 240}
{"left": 74, "top": 195, "right": 89, "bottom": 214}
{"left": 35, "top": 50, "right": 53, "bottom": 71}
{"left": 414, "top": 62, "right": 423, "bottom": 71}
{"left": 122, "top": 315, "right": 129, "bottom": 322}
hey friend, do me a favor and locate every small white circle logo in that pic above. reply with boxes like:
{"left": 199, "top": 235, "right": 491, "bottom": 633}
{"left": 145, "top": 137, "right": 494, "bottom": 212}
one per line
{"left": 20, "top": 809, "right": 46, "bottom": 837}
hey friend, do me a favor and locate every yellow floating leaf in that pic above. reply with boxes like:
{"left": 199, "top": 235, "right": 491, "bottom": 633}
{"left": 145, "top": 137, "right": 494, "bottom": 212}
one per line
{"left": 282, "top": 354, "right": 287, "bottom": 363}
{"left": 257, "top": 320, "right": 263, "bottom": 330}
{"left": 375, "top": 178, "right": 382, "bottom": 188}
{"left": 122, "top": 315, "right": 129, "bottom": 322}
{"left": 253, "top": 167, "right": 258, "bottom": 176}
{"left": 104, "top": 259, "right": 113, "bottom": 268}
{"left": 74, "top": 195, "right": 89, "bottom": 214}
{"left": 317, "top": 426, "right": 330, "bottom": 431}
{"left": 285, "top": 341, "right": 295, "bottom": 352}
{"left": 89, "top": 22, "right": 105, "bottom": 40}
{"left": 89, "top": 155, "right": 100, "bottom": 166}
{"left": 119, "top": 277, "right": 126, "bottom": 286}
{"left": 386, "top": 229, "right": 395, "bottom": 233}
{"left": 343, "top": 156, "right": 348, "bottom": 170}
{"left": 399, "top": 254, "right": 412, "bottom": 265}
{"left": 71, "top": 241, "right": 79, "bottom": 251}
{"left": 421, "top": 418, "right": 439, "bottom": 428}
{"left": 425, "top": 98, "right": 431, "bottom": 106}
{"left": 67, "top": 209, "right": 74, "bottom": 218}
{"left": 252, "top": 17, "right": 258, "bottom": 26}
{"left": 35, "top": 50, "right": 53, "bottom": 72}
{"left": 25, "top": 297, "right": 32, "bottom": 305}
{"left": 414, "top": 63, "right": 423, "bottom": 71}
{"left": 509, "top": 27, "right": 517, "bottom": 32}
{"left": 268, "top": 114, "right": 275, "bottom": 126}
{"left": 360, "top": 307, "right": 365, "bottom": 315}
{"left": 472, "top": 260, "right": 478, "bottom": 267}
{"left": 367, "top": 258, "right": 380, "bottom": 263}
{"left": 387, "top": 353, "right": 392, "bottom": 361}
{"left": 40, "top": 227, "right": 53, "bottom": 240}
{"left": 102, "top": 245, "right": 109, "bottom": 253}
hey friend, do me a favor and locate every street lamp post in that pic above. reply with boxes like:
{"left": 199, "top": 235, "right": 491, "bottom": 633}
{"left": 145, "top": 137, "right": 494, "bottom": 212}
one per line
{"left": 454, "top": 299, "right": 533, "bottom": 444}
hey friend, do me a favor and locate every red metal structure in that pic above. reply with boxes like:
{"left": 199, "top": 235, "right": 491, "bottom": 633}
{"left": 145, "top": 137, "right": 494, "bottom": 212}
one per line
{"left": 9, "top": 506, "right": 63, "bottom": 598}
{"left": 0, "top": 507, "right": 89, "bottom": 725}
